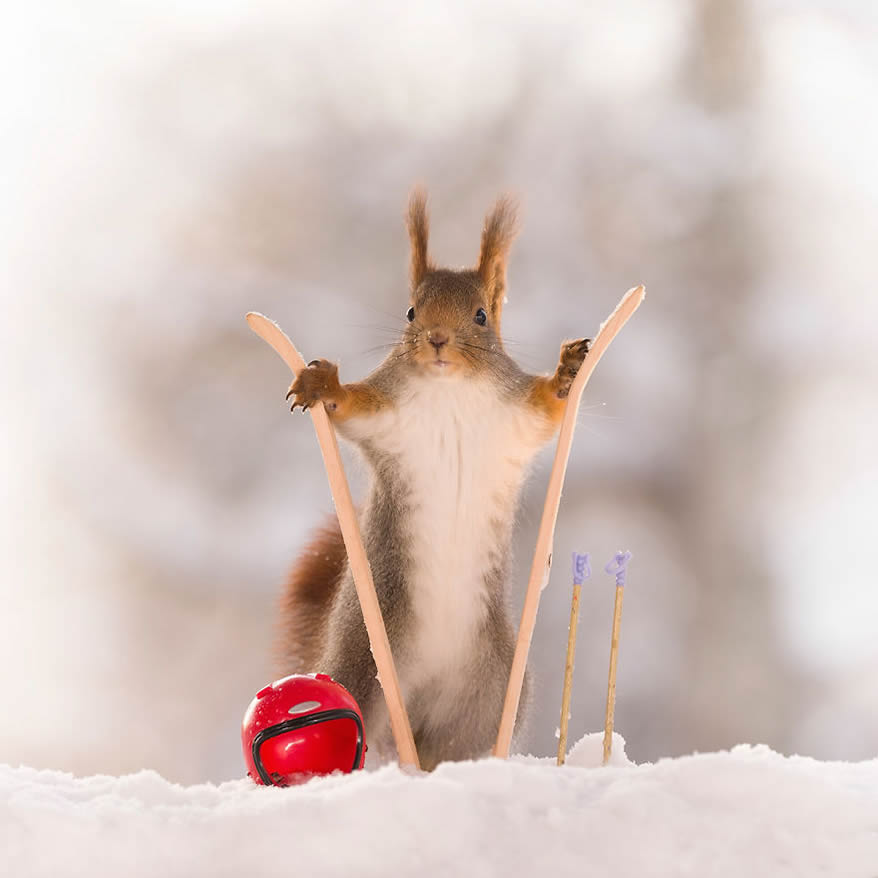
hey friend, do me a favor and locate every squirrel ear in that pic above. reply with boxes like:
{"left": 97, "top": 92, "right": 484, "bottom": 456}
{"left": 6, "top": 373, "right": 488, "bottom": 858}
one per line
{"left": 406, "top": 188, "right": 432, "bottom": 291}
{"left": 478, "top": 196, "right": 518, "bottom": 319}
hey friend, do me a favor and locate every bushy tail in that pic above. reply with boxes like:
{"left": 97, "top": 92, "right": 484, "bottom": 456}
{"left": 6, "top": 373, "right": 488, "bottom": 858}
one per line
{"left": 275, "top": 516, "right": 347, "bottom": 673}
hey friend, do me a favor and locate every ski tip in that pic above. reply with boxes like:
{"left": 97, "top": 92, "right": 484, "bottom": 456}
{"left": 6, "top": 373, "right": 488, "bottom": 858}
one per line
{"left": 626, "top": 284, "right": 646, "bottom": 301}
{"left": 246, "top": 311, "right": 272, "bottom": 329}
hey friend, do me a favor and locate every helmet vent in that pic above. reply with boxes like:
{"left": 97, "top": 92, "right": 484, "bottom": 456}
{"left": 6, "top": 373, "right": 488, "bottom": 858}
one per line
{"left": 288, "top": 700, "right": 321, "bottom": 715}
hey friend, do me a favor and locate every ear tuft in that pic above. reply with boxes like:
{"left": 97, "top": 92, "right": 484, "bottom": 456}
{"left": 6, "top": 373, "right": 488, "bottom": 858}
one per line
{"left": 478, "top": 196, "right": 519, "bottom": 314}
{"left": 406, "top": 188, "right": 432, "bottom": 290}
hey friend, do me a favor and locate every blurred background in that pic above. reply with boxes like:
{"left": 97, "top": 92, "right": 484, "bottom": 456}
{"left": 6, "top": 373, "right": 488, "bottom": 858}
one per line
{"left": 1, "top": 0, "right": 876, "bottom": 784}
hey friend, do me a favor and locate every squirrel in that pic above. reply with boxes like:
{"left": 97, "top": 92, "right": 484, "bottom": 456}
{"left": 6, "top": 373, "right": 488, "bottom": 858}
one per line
{"left": 277, "top": 191, "right": 591, "bottom": 770}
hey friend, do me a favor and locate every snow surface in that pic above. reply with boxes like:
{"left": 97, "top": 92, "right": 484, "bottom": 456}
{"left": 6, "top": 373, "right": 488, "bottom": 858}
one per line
{"left": 2, "top": 733, "right": 877, "bottom": 878}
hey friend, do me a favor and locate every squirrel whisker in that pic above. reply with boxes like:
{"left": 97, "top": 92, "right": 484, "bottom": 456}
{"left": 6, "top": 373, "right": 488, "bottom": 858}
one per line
{"left": 359, "top": 343, "right": 404, "bottom": 357}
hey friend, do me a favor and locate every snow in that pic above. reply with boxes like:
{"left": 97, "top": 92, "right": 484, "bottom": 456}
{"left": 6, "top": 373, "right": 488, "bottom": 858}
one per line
{"left": 3, "top": 734, "right": 877, "bottom": 878}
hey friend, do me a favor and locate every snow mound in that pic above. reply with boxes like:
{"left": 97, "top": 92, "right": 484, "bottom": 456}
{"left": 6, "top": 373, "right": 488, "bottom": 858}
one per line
{"left": 2, "top": 735, "right": 877, "bottom": 877}
{"left": 566, "top": 730, "right": 632, "bottom": 767}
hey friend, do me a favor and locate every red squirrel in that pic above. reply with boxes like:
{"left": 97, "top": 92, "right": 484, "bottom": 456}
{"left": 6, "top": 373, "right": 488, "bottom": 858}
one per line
{"left": 278, "top": 191, "right": 591, "bottom": 769}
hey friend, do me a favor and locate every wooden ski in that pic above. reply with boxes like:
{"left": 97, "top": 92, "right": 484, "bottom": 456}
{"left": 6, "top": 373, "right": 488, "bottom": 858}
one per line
{"left": 492, "top": 284, "right": 645, "bottom": 758}
{"left": 246, "top": 312, "right": 421, "bottom": 771}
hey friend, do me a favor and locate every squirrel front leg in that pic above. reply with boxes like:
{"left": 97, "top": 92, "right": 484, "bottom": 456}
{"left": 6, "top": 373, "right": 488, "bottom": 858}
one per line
{"left": 286, "top": 359, "right": 387, "bottom": 423}
{"left": 526, "top": 338, "right": 592, "bottom": 426}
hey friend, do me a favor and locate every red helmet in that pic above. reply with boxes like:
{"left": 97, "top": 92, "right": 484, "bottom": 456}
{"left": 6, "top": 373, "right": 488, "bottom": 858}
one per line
{"left": 242, "top": 674, "right": 366, "bottom": 786}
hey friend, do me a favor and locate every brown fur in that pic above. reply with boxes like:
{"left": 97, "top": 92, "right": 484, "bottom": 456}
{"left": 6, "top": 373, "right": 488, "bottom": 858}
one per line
{"left": 477, "top": 196, "right": 518, "bottom": 328}
{"left": 526, "top": 337, "right": 592, "bottom": 425}
{"left": 406, "top": 188, "right": 433, "bottom": 290}
{"left": 276, "top": 517, "right": 347, "bottom": 671}
{"left": 288, "top": 359, "right": 389, "bottom": 422}
{"left": 526, "top": 375, "right": 567, "bottom": 425}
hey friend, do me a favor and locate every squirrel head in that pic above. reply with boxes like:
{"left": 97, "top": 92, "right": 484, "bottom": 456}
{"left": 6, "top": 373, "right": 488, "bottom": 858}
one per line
{"left": 403, "top": 189, "right": 518, "bottom": 377}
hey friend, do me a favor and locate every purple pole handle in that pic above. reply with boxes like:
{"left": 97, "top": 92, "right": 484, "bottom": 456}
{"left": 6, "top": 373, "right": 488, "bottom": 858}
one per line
{"left": 605, "top": 550, "right": 632, "bottom": 587}
{"left": 572, "top": 553, "right": 591, "bottom": 585}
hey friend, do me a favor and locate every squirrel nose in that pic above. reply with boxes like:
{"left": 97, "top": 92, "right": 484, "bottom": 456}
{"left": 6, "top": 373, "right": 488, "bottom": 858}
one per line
{"left": 428, "top": 330, "right": 449, "bottom": 352}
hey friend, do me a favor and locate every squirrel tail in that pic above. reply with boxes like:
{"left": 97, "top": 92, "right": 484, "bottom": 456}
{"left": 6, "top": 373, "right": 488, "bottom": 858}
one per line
{"left": 275, "top": 515, "right": 347, "bottom": 673}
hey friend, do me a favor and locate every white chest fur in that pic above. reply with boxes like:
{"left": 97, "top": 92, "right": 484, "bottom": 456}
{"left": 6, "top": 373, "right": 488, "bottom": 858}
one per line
{"left": 345, "top": 374, "right": 552, "bottom": 684}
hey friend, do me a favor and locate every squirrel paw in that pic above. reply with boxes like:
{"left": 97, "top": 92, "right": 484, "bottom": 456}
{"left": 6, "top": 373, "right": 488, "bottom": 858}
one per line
{"left": 554, "top": 338, "right": 592, "bottom": 399}
{"left": 286, "top": 359, "right": 343, "bottom": 413}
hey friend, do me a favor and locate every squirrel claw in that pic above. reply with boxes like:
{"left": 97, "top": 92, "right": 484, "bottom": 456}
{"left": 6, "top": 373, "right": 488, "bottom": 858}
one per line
{"left": 286, "top": 358, "right": 340, "bottom": 416}
{"left": 554, "top": 337, "right": 592, "bottom": 399}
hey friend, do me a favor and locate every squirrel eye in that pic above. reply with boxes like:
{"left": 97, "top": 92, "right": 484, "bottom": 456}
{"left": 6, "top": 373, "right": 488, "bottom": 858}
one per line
{"left": 474, "top": 307, "right": 487, "bottom": 326}
{"left": 406, "top": 306, "right": 415, "bottom": 323}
